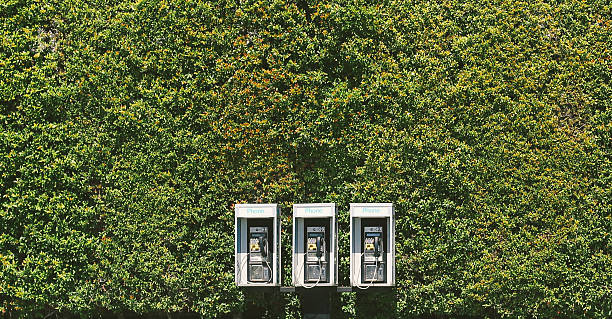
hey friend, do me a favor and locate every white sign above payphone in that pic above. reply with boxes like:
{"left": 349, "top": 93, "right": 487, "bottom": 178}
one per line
{"left": 293, "top": 204, "right": 334, "bottom": 217}
{"left": 235, "top": 204, "right": 277, "bottom": 218}
{"left": 352, "top": 203, "right": 393, "bottom": 217}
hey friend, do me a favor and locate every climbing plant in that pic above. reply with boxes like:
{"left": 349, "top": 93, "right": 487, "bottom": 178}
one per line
{"left": 1, "top": 0, "right": 610, "bottom": 318}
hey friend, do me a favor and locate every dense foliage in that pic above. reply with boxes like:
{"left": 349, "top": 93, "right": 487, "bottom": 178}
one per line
{"left": 1, "top": 0, "right": 610, "bottom": 318}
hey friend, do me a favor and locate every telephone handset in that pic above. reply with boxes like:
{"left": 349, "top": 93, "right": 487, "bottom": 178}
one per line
{"left": 373, "top": 236, "right": 380, "bottom": 257}
{"left": 259, "top": 237, "right": 267, "bottom": 258}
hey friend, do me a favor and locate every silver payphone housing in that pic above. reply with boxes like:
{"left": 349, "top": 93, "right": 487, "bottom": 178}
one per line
{"left": 292, "top": 203, "right": 338, "bottom": 287}
{"left": 235, "top": 203, "right": 281, "bottom": 287}
{"left": 350, "top": 203, "right": 395, "bottom": 287}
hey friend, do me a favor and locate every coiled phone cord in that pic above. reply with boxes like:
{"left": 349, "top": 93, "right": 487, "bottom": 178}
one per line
{"left": 262, "top": 258, "right": 273, "bottom": 283}
{"left": 238, "top": 252, "right": 249, "bottom": 279}
{"left": 295, "top": 237, "right": 324, "bottom": 288}
{"left": 301, "top": 257, "right": 322, "bottom": 289}
{"left": 241, "top": 239, "right": 273, "bottom": 283}
{"left": 353, "top": 252, "right": 378, "bottom": 290}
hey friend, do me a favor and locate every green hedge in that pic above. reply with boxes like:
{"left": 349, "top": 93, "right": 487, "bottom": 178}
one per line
{"left": 1, "top": 0, "right": 610, "bottom": 318}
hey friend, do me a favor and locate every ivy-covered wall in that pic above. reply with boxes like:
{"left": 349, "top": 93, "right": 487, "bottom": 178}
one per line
{"left": 1, "top": 0, "right": 610, "bottom": 318}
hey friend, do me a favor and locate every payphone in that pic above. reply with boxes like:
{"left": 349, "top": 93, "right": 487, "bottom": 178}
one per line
{"left": 247, "top": 226, "right": 272, "bottom": 282}
{"left": 292, "top": 203, "right": 337, "bottom": 287}
{"left": 350, "top": 203, "right": 395, "bottom": 288}
{"left": 235, "top": 204, "right": 280, "bottom": 287}
{"left": 362, "top": 226, "right": 385, "bottom": 283}
{"left": 305, "top": 226, "right": 329, "bottom": 284}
